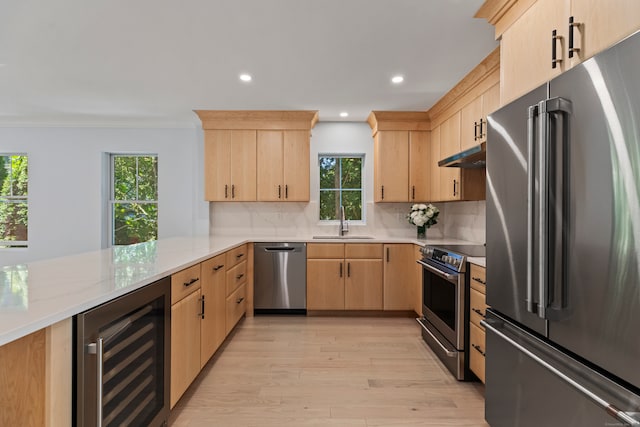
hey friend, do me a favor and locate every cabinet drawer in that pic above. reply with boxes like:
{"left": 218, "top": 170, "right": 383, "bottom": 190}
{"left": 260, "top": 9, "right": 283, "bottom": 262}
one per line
{"left": 226, "top": 260, "right": 247, "bottom": 296}
{"left": 469, "top": 322, "right": 486, "bottom": 383}
{"left": 171, "top": 264, "right": 202, "bottom": 304}
{"left": 345, "top": 243, "right": 383, "bottom": 259}
{"left": 226, "top": 244, "right": 247, "bottom": 268}
{"left": 470, "top": 287, "right": 488, "bottom": 329}
{"left": 307, "top": 243, "right": 344, "bottom": 259}
{"left": 226, "top": 283, "right": 246, "bottom": 334}
{"left": 469, "top": 263, "right": 486, "bottom": 293}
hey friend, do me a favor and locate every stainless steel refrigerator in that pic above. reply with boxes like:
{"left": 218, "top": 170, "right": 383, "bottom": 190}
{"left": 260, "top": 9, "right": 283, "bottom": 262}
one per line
{"left": 485, "top": 30, "right": 640, "bottom": 426}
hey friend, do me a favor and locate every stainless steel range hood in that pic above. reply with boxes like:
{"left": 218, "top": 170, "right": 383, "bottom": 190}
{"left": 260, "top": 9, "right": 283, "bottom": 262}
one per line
{"left": 438, "top": 142, "right": 486, "bottom": 168}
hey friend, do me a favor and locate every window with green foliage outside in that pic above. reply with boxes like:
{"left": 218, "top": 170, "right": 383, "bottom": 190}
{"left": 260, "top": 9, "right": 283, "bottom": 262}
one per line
{"left": 319, "top": 156, "right": 363, "bottom": 221}
{"left": 0, "top": 154, "right": 28, "bottom": 248}
{"left": 111, "top": 155, "right": 158, "bottom": 246}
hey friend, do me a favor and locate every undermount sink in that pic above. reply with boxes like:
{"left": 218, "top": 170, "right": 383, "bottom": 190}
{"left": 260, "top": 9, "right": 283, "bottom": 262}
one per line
{"left": 312, "top": 235, "right": 375, "bottom": 240}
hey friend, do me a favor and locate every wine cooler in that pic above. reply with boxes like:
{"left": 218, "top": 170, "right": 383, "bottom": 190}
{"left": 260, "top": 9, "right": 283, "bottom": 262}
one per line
{"left": 75, "top": 277, "right": 170, "bottom": 426}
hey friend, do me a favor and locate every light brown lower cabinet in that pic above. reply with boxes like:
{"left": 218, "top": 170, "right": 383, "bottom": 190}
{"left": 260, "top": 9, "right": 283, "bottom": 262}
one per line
{"left": 345, "top": 259, "right": 383, "bottom": 310}
{"left": 200, "top": 254, "right": 227, "bottom": 368}
{"left": 469, "top": 263, "right": 488, "bottom": 383}
{"left": 306, "top": 243, "right": 383, "bottom": 310}
{"left": 383, "top": 244, "right": 417, "bottom": 310}
{"left": 171, "top": 245, "right": 248, "bottom": 408}
{"left": 170, "top": 289, "right": 202, "bottom": 408}
{"left": 307, "top": 259, "right": 345, "bottom": 310}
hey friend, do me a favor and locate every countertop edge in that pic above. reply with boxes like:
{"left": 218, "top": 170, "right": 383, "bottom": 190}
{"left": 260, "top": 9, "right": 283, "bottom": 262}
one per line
{"left": 0, "top": 235, "right": 482, "bottom": 346}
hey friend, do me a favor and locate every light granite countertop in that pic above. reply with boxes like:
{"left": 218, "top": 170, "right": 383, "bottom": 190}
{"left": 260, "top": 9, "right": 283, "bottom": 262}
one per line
{"left": 0, "top": 235, "right": 483, "bottom": 346}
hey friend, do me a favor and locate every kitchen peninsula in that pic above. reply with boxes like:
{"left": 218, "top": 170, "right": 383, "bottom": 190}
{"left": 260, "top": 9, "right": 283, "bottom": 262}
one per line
{"left": 0, "top": 234, "right": 484, "bottom": 426}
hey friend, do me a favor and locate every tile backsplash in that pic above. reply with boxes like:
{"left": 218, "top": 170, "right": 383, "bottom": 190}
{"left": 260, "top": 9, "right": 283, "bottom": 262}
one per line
{"left": 209, "top": 201, "right": 485, "bottom": 243}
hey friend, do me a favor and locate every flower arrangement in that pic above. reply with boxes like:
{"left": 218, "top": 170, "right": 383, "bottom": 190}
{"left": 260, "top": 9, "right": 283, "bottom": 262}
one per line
{"left": 407, "top": 204, "right": 439, "bottom": 239}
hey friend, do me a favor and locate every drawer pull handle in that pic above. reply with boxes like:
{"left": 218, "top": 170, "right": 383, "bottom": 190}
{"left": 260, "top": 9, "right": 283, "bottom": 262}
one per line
{"left": 213, "top": 264, "right": 224, "bottom": 271}
{"left": 183, "top": 277, "right": 199, "bottom": 287}
{"left": 236, "top": 273, "right": 244, "bottom": 280}
{"left": 236, "top": 253, "right": 244, "bottom": 259}
{"left": 472, "top": 276, "right": 486, "bottom": 285}
{"left": 472, "top": 308, "right": 486, "bottom": 318}
{"left": 236, "top": 297, "right": 244, "bottom": 304}
{"left": 472, "top": 343, "right": 485, "bottom": 357}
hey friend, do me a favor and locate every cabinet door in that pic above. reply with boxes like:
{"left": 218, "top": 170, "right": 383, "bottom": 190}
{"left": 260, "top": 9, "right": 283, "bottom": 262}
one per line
{"left": 480, "top": 83, "right": 501, "bottom": 143}
{"left": 229, "top": 130, "right": 257, "bottom": 201}
{"left": 374, "top": 131, "right": 409, "bottom": 202}
{"left": 383, "top": 244, "right": 416, "bottom": 310}
{"left": 283, "top": 130, "right": 310, "bottom": 201}
{"left": 257, "top": 130, "right": 284, "bottom": 201}
{"left": 306, "top": 259, "right": 344, "bottom": 310}
{"left": 200, "top": 255, "right": 226, "bottom": 367}
{"left": 409, "top": 131, "right": 431, "bottom": 202}
{"left": 430, "top": 126, "right": 441, "bottom": 202}
{"left": 203, "top": 130, "right": 231, "bottom": 201}
{"left": 413, "top": 245, "right": 423, "bottom": 316}
{"left": 500, "top": 0, "right": 569, "bottom": 104}
{"left": 570, "top": 0, "right": 640, "bottom": 67}
{"left": 440, "top": 113, "right": 462, "bottom": 201}
{"left": 460, "top": 96, "right": 483, "bottom": 151}
{"left": 345, "top": 259, "right": 383, "bottom": 310}
{"left": 170, "top": 290, "right": 201, "bottom": 408}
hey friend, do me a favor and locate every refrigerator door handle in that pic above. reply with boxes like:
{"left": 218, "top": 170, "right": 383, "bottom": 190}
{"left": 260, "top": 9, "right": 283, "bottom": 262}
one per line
{"left": 537, "top": 99, "right": 550, "bottom": 319}
{"left": 526, "top": 104, "right": 538, "bottom": 314}
{"left": 483, "top": 319, "right": 640, "bottom": 426}
{"left": 537, "top": 97, "right": 573, "bottom": 319}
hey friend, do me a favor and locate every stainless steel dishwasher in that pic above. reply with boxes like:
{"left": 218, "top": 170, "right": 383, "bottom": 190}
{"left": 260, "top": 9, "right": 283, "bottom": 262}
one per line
{"left": 254, "top": 242, "right": 306, "bottom": 314}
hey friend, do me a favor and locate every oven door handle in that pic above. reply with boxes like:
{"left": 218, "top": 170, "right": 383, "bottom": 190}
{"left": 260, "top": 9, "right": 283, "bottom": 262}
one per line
{"left": 416, "top": 260, "right": 458, "bottom": 284}
{"left": 416, "top": 318, "right": 457, "bottom": 357}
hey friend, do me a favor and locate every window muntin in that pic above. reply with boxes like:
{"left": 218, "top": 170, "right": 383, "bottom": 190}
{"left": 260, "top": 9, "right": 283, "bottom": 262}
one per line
{"left": 319, "top": 155, "right": 363, "bottom": 221}
{"left": 111, "top": 155, "right": 158, "bottom": 246}
{"left": 0, "top": 154, "right": 28, "bottom": 248}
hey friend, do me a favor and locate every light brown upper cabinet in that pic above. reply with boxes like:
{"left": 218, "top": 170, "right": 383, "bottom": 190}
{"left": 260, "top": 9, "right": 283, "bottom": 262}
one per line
{"left": 460, "top": 83, "right": 500, "bottom": 151}
{"left": 203, "top": 130, "right": 257, "bottom": 201}
{"left": 373, "top": 130, "right": 410, "bottom": 202}
{"left": 195, "top": 110, "right": 318, "bottom": 202}
{"left": 367, "top": 112, "right": 431, "bottom": 203}
{"left": 257, "top": 130, "right": 310, "bottom": 201}
{"left": 476, "top": 0, "right": 640, "bottom": 104}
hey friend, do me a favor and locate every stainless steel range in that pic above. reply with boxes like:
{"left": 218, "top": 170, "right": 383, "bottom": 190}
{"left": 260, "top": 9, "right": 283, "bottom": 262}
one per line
{"left": 416, "top": 244, "right": 485, "bottom": 380}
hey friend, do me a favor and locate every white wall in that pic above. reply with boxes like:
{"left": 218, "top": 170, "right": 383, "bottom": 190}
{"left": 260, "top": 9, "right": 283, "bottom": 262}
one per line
{"left": 210, "top": 122, "right": 485, "bottom": 242}
{"left": 0, "top": 126, "right": 208, "bottom": 267}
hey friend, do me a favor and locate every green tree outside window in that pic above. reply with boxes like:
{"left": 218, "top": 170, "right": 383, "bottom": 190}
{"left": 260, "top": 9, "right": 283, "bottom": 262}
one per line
{"left": 0, "top": 155, "right": 28, "bottom": 248}
{"left": 319, "top": 156, "right": 363, "bottom": 221}
{"left": 111, "top": 155, "right": 158, "bottom": 245}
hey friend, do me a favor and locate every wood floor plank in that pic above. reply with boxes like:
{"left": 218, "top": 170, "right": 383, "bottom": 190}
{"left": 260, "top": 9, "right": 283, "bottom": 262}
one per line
{"left": 169, "top": 316, "right": 488, "bottom": 426}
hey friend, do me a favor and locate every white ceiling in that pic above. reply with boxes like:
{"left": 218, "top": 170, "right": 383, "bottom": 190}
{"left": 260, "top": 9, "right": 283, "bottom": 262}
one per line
{"left": 0, "top": 0, "right": 497, "bottom": 127}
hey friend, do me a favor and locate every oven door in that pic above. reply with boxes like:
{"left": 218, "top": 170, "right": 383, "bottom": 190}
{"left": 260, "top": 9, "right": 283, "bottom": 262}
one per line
{"left": 418, "top": 259, "right": 464, "bottom": 349}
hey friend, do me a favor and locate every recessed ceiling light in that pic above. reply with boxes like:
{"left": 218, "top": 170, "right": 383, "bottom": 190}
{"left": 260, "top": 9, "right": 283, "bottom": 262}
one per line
{"left": 339, "top": 112, "right": 349, "bottom": 118}
{"left": 239, "top": 73, "right": 252, "bottom": 82}
{"left": 391, "top": 75, "right": 404, "bottom": 84}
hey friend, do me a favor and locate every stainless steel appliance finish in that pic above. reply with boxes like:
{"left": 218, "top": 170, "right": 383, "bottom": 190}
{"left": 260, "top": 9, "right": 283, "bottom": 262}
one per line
{"left": 254, "top": 242, "right": 307, "bottom": 313}
{"left": 486, "top": 30, "right": 640, "bottom": 426}
{"left": 75, "top": 277, "right": 170, "bottom": 427}
{"left": 438, "top": 141, "right": 486, "bottom": 168}
{"left": 417, "top": 244, "right": 485, "bottom": 380}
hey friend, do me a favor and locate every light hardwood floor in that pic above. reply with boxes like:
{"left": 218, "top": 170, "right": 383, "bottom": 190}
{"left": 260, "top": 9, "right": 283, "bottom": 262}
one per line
{"left": 169, "top": 316, "right": 489, "bottom": 427}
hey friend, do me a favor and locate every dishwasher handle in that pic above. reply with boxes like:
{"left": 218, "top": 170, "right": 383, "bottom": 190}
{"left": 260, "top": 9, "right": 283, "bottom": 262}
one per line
{"left": 263, "top": 247, "right": 297, "bottom": 252}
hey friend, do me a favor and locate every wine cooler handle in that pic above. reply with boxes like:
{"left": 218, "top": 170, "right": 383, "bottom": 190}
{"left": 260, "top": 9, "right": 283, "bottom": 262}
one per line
{"left": 89, "top": 337, "right": 105, "bottom": 427}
